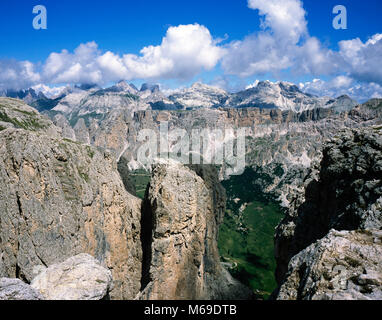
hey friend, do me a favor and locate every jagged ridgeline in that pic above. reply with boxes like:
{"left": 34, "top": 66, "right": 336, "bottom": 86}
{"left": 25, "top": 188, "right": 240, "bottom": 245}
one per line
{"left": 0, "top": 94, "right": 381, "bottom": 300}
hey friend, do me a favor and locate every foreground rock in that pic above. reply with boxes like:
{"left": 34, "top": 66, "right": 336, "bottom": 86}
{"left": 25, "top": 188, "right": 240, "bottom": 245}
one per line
{"left": 0, "top": 278, "right": 43, "bottom": 300}
{"left": 0, "top": 128, "right": 142, "bottom": 300}
{"left": 274, "top": 127, "right": 382, "bottom": 300}
{"left": 277, "top": 230, "right": 382, "bottom": 300}
{"left": 138, "top": 162, "right": 252, "bottom": 300}
{"left": 31, "top": 254, "right": 113, "bottom": 300}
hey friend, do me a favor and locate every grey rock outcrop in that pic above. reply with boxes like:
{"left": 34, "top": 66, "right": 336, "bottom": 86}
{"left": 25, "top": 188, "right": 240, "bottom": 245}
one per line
{"left": 277, "top": 230, "right": 382, "bottom": 300}
{"left": 31, "top": 254, "right": 113, "bottom": 300}
{"left": 73, "top": 118, "right": 90, "bottom": 145}
{"left": 138, "top": 161, "right": 252, "bottom": 300}
{"left": 0, "top": 278, "right": 43, "bottom": 300}
{"left": 0, "top": 128, "right": 142, "bottom": 300}
{"left": 0, "top": 97, "right": 59, "bottom": 137}
{"left": 274, "top": 127, "right": 382, "bottom": 300}
{"left": 53, "top": 114, "right": 76, "bottom": 141}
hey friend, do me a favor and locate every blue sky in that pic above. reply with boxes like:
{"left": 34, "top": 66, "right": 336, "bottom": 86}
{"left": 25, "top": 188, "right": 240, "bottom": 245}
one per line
{"left": 0, "top": 0, "right": 381, "bottom": 100}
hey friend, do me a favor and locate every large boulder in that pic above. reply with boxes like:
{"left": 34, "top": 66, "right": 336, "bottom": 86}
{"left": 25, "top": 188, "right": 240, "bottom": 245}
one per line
{"left": 0, "top": 278, "right": 43, "bottom": 300}
{"left": 31, "top": 254, "right": 113, "bottom": 300}
{"left": 138, "top": 161, "right": 252, "bottom": 300}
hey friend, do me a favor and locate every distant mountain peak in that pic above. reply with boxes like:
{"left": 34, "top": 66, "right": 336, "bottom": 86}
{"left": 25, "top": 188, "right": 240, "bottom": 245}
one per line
{"left": 191, "top": 82, "right": 206, "bottom": 89}
{"left": 113, "top": 81, "right": 138, "bottom": 93}
{"left": 140, "top": 83, "right": 160, "bottom": 93}
{"left": 190, "top": 82, "right": 224, "bottom": 91}
{"left": 224, "top": 80, "right": 358, "bottom": 112}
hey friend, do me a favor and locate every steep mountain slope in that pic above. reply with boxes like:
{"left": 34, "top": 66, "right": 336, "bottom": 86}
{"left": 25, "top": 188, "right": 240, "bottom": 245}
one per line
{"left": 0, "top": 97, "right": 59, "bottom": 136}
{"left": 0, "top": 128, "right": 143, "bottom": 299}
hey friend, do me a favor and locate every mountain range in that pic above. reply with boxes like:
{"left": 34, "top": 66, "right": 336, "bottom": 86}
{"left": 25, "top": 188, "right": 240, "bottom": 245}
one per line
{"left": 0, "top": 80, "right": 358, "bottom": 116}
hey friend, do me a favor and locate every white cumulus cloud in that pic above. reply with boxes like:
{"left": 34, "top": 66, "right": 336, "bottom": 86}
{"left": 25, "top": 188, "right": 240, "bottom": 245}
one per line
{"left": 301, "top": 76, "right": 382, "bottom": 102}
{"left": 42, "top": 24, "right": 223, "bottom": 85}
{"left": 338, "top": 34, "right": 382, "bottom": 84}
{"left": 222, "top": 0, "right": 382, "bottom": 100}
{"left": 0, "top": 1, "right": 382, "bottom": 103}
{"left": 222, "top": 0, "right": 308, "bottom": 76}
{"left": 0, "top": 24, "right": 223, "bottom": 90}
{"left": 121, "top": 24, "right": 224, "bottom": 80}
{"left": 0, "top": 60, "right": 41, "bottom": 90}
{"left": 247, "top": 0, "right": 307, "bottom": 43}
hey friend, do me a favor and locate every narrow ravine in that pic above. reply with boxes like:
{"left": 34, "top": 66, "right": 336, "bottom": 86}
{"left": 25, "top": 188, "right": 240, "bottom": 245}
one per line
{"left": 218, "top": 168, "right": 284, "bottom": 299}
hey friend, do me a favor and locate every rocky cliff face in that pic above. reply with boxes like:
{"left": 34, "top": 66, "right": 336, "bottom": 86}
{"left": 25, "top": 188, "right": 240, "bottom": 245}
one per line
{"left": 138, "top": 162, "right": 252, "bottom": 300}
{"left": 0, "top": 98, "right": 250, "bottom": 300}
{"left": 0, "top": 117, "right": 142, "bottom": 299}
{"left": 274, "top": 127, "right": 382, "bottom": 300}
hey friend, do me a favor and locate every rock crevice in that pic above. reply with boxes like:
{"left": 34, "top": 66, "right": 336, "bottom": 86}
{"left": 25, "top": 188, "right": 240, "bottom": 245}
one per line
{"left": 136, "top": 162, "right": 251, "bottom": 300}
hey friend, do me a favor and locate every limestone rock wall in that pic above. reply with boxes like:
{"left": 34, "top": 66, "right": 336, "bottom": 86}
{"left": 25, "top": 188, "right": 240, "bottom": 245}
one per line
{"left": 0, "top": 128, "right": 142, "bottom": 300}
{"left": 138, "top": 162, "right": 252, "bottom": 300}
